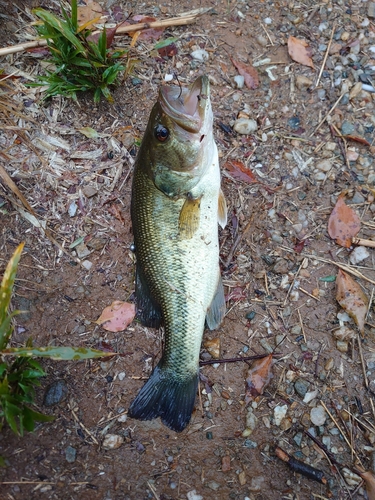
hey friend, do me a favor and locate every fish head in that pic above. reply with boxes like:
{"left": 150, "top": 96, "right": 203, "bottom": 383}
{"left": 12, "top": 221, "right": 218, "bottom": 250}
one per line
{"left": 143, "top": 75, "right": 214, "bottom": 198}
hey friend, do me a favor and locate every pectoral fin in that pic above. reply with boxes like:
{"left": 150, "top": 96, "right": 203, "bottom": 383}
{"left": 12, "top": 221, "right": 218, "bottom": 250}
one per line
{"left": 206, "top": 274, "right": 226, "bottom": 330}
{"left": 135, "top": 263, "right": 162, "bottom": 328}
{"left": 179, "top": 195, "right": 202, "bottom": 239}
{"left": 218, "top": 189, "right": 227, "bottom": 229}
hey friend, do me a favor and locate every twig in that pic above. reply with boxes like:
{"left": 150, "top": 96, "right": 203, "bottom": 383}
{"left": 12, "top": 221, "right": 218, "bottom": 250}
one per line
{"left": 199, "top": 353, "right": 280, "bottom": 366}
{"left": 357, "top": 334, "right": 369, "bottom": 389}
{"left": 147, "top": 480, "right": 160, "bottom": 500}
{"left": 283, "top": 257, "right": 307, "bottom": 305}
{"left": 0, "top": 10, "right": 209, "bottom": 57}
{"left": 299, "top": 286, "right": 320, "bottom": 301}
{"left": 309, "top": 93, "right": 345, "bottom": 138}
{"left": 224, "top": 215, "right": 254, "bottom": 269}
{"left": 261, "top": 23, "right": 274, "bottom": 46}
{"left": 315, "top": 22, "right": 336, "bottom": 88}
{"left": 275, "top": 446, "right": 327, "bottom": 484}
{"left": 320, "top": 400, "right": 363, "bottom": 466}
{"left": 352, "top": 237, "right": 375, "bottom": 248}
{"left": 301, "top": 253, "right": 375, "bottom": 286}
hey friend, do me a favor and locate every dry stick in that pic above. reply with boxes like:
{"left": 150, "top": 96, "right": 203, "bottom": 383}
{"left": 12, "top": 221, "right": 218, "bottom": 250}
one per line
{"left": 199, "top": 353, "right": 280, "bottom": 366}
{"left": 315, "top": 22, "right": 336, "bottom": 88}
{"left": 302, "top": 253, "right": 375, "bottom": 287}
{"left": 224, "top": 214, "right": 254, "bottom": 269}
{"left": 283, "top": 257, "right": 307, "bottom": 305}
{"left": 0, "top": 11, "right": 208, "bottom": 57}
{"left": 353, "top": 237, "right": 375, "bottom": 248}
{"left": 320, "top": 400, "right": 363, "bottom": 466}
{"left": 309, "top": 93, "right": 345, "bottom": 138}
{"left": 357, "top": 334, "right": 369, "bottom": 389}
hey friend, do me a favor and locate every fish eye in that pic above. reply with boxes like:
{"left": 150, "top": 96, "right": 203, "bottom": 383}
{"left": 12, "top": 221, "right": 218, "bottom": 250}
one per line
{"left": 154, "top": 124, "right": 169, "bottom": 142}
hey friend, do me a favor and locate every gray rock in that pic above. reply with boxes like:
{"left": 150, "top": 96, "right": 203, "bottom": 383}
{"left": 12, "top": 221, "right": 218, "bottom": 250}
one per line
{"left": 43, "top": 380, "right": 68, "bottom": 407}
{"left": 348, "top": 191, "right": 365, "bottom": 204}
{"left": 341, "top": 121, "right": 355, "bottom": 135}
{"left": 294, "top": 378, "right": 310, "bottom": 398}
{"left": 368, "top": 2, "right": 375, "bottom": 18}
{"left": 206, "top": 481, "right": 220, "bottom": 491}
{"left": 65, "top": 446, "right": 76, "bottom": 463}
{"left": 310, "top": 405, "right": 327, "bottom": 426}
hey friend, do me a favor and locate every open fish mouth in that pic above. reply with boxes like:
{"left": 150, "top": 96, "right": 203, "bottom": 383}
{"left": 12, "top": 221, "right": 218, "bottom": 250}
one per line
{"left": 159, "top": 75, "right": 209, "bottom": 133}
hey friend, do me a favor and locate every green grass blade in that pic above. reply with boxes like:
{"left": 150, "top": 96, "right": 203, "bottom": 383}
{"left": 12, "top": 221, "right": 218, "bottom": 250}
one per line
{"left": 71, "top": 0, "right": 78, "bottom": 32}
{"left": 33, "top": 8, "right": 85, "bottom": 53}
{"left": 1, "top": 346, "right": 115, "bottom": 360}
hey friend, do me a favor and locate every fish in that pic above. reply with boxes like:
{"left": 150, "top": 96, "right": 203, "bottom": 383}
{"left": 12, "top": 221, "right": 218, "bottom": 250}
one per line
{"left": 128, "top": 75, "right": 227, "bottom": 432}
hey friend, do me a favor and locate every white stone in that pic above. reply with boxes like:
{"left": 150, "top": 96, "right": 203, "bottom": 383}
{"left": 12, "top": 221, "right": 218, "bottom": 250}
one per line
{"left": 350, "top": 246, "right": 370, "bottom": 264}
{"left": 187, "top": 491, "right": 203, "bottom": 500}
{"left": 316, "top": 159, "right": 332, "bottom": 172}
{"left": 274, "top": 404, "right": 288, "bottom": 426}
{"left": 310, "top": 406, "right": 327, "bottom": 426}
{"left": 303, "top": 390, "right": 318, "bottom": 403}
{"left": 68, "top": 201, "right": 78, "bottom": 217}
{"left": 190, "top": 49, "right": 209, "bottom": 62}
{"left": 234, "top": 75, "right": 245, "bottom": 89}
{"left": 118, "top": 372, "right": 126, "bottom": 381}
{"left": 82, "top": 260, "right": 92, "bottom": 270}
{"left": 102, "top": 434, "right": 124, "bottom": 449}
{"left": 233, "top": 118, "right": 257, "bottom": 135}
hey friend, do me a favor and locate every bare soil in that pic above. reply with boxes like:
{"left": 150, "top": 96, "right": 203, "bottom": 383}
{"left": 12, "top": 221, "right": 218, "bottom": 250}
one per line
{"left": 1, "top": 1, "right": 375, "bottom": 499}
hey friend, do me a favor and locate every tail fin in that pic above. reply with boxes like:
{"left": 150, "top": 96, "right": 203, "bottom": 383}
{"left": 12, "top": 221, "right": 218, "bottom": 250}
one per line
{"left": 128, "top": 364, "right": 198, "bottom": 432}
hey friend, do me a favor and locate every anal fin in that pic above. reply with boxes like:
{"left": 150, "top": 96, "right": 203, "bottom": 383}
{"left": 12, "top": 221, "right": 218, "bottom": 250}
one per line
{"left": 206, "top": 274, "right": 226, "bottom": 330}
{"left": 179, "top": 195, "right": 201, "bottom": 239}
{"left": 218, "top": 188, "right": 227, "bottom": 229}
{"left": 135, "top": 263, "right": 162, "bottom": 328}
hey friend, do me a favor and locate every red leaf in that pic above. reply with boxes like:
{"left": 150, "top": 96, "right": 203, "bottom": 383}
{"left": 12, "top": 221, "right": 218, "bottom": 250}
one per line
{"left": 336, "top": 269, "right": 368, "bottom": 336}
{"left": 223, "top": 159, "right": 257, "bottom": 184}
{"left": 328, "top": 194, "right": 361, "bottom": 247}
{"left": 158, "top": 43, "right": 178, "bottom": 58}
{"left": 343, "top": 135, "right": 371, "bottom": 146}
{"left": 245, "top": 354, "right": 273, "bottom": 403}
{"left": 230, "top": 58, "right": 259, "bottom": 89}
{"left": 96, "top": 301, "right": 136, "bottom": 332}
{"left": 294, "top": 239, "right": 306, "bottom": 253}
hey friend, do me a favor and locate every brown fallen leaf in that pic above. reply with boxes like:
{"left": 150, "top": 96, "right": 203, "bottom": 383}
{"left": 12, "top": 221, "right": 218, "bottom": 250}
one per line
{"left": 223, "top": 159, "right": 257, "bottom": 184}
{"left": 245, "top": 354, "right": 273, "bottom": 403}
{"left": 77, "top": 0, "right": 102, "bottom": 26}
{"left": 336, "top": 269, "right": 368, "bottom": 336}
{"left": 288, "top": 36, "right": 314, "bottom": 69}
{"left": 328, "top": 193, "right": 361, "bottom": 248}
{"left": 221, "top": 455, "right": 231, "bottom": 472}
{"left": 230, "top": 58, "right": 259, "bottom": 89}
{"left": 356, "top": 468, "right": 375, "bottom": 500}
{"left": 131, "top": 15, "right": 164, "bottom": 40}
{"left": 203, "top": 337, "right": 220, "bottom": 359}
{"left": 96, "top": 301, "right": 136, "bottom": 332}
{"left": 343, "top": 134, "right": 371, "bottom": 146}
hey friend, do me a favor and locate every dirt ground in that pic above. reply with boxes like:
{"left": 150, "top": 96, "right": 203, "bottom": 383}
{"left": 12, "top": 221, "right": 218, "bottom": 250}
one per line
{"left": 1, "top": 0, "right": 375, "bottom": 499}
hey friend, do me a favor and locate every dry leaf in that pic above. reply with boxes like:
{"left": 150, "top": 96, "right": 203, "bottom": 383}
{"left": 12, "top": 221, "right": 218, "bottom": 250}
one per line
{"left": 203, "top": 338, "right": 220, "bottom": 359}
{"left": 223, "top": 159, "right": 257, "bottom": 184}
{"left": 245, "top": 354, "right": 273, "bottom": 403}
{"left": 288, "top": 36, "right": 314, "bottom": 69}
{"left": 336, "top": 269, "right": 368, "bottom": 336}
{"left": 77, "top": 0, "right": 102, "bottom": 26}
{"left": 230, "top": 58, "right": 259, "bottom": 89}
{"left": 328, "top": 194, "right": 361, "bottom": 247}
{"left": 96, "top": 301, "right": 135, "bottom": 332}
{"left": 343, "top": 135, "right": 371, "bottom": 146}
{"left": 357, "top": 469, "right": 375, "bottom": 500}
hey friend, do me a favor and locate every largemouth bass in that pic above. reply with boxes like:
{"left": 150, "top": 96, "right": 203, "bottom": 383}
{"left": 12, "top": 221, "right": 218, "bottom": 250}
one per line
{"left": 128, "top": 75, "right": 227, "bottom": 432}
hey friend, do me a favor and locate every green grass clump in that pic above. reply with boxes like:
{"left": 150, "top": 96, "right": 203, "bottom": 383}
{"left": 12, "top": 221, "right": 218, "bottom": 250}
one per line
{"left": 30, "top": 0, "right": 126, "bottom": 102}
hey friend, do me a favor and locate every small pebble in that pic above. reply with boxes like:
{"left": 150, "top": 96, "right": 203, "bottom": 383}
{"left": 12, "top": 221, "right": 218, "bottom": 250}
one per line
{"left": 310, "top": 405, "right": 327, "bottom": 426}
{"left": 233, "top": 118, "right": 258, "bottom": 135}
{"left": 118, "top": 372, "right": 126, "bottom": 381}
{"left": 187, "top": 491, "right": 203, "bottom": 500}
{"left": 190, "top": 49, "right": 209, "bottom": 62}
{"left": 234, "top": 75, "right": 245, "bottom": 89}
{"left": 350, "top": 246, "right": 370, "bottom": 264}
{"left": 295, "top": 75, "right": 312, "bottom": 90}
{"left": 82, "top": 186, "right": 97, "bottom": 198}
{"left": 65, "top": 446, "right": 76, "bottom": 463}
{"left": 303, "top": 390, "right": 318, "bottom": 403}
{"left": 274, "top": 404, "right": 288, "bottom": 426}
{"left": 316, "top": 159, "right": 332, "bottom": 172}
{"left": 68, "top": 201, "right": 78, "bottom": 217}
{"left": 294, "top": 378, "right": 310, "bottom": 398}
{"left": 102, "top": 434, "right": 124, "bottom": 450}
{"left": 43, "top": 380, "right": 68, "bottom": 407}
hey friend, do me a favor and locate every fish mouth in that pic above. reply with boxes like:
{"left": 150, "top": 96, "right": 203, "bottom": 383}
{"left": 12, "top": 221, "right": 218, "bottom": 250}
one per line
{"left": 159, "top": 75, "right": 209, "bottom": 133}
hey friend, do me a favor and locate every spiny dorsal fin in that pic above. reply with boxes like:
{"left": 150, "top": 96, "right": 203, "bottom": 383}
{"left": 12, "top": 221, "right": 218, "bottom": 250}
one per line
{"left": 179, "top": 195, "right": 202, "bottom": 239}
{"left": 218, "top": 189, "right": 227, "bottom": 229}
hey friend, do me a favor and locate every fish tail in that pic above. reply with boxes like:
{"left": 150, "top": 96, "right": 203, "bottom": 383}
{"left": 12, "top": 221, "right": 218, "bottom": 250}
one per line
{"left": 128, "top": 364, "right": 198, "bottom": 432}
